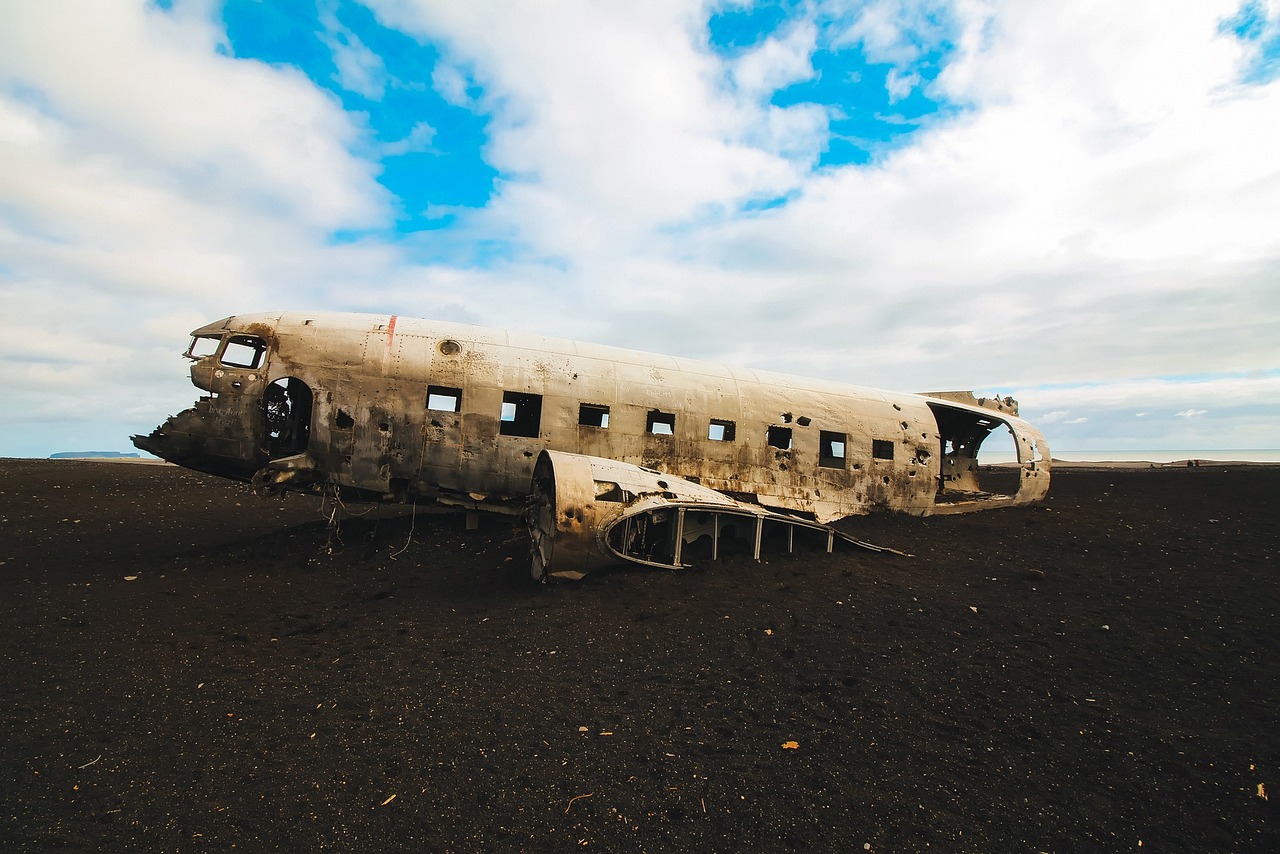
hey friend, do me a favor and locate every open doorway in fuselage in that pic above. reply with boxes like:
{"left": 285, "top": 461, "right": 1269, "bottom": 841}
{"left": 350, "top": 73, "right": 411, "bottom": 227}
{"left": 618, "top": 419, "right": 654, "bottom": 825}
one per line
{"left": 264, "top": 377, "right": 312, "bottom": 458}
{"left": 928, "top": 402, "right": 1021, "bottom": 501}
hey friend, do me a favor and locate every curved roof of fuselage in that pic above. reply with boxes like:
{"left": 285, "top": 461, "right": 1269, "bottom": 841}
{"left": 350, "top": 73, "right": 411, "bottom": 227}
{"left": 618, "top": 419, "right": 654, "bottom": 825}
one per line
{"left": 196, "top": 311, "right": 1026, "bottom": 428}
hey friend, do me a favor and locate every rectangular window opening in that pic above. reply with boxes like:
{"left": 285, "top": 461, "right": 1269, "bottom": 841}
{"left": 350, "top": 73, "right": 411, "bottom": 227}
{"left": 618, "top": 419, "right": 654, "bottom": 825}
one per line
{"left": 872, "top": 439, "right": 895, "bottom": 460}
{"left": 820, "top": 431, "right": 847, "bottom": 468}
{"left": 767, "top": 425, "right": 793, "bottom": 450}
{"left": 500, "top": 391, "right": 543, "bottom": 437}
{"left": 426, "top": 385, "right": 462, "bottom": 412}
{"left": 708, "top": 419, "right": 736, "bottom": 442}
{"left": 579, "top": 403, "right": 610, "bottom": 428}
{"left": 646, "top": 410, "right": 676, "bottom": 436}
{"left": 220, "top": 335, "right": 267, "bottom": 369}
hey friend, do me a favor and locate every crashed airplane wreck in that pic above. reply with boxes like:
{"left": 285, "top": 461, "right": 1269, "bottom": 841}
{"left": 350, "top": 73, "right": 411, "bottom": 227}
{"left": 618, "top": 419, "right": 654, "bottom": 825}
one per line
{"left": 133, "top": 312, "right": 1050, "bottom": 580}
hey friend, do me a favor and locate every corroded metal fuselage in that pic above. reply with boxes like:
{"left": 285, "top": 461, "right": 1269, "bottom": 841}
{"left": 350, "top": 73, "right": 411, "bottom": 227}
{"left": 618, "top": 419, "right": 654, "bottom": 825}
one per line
{"left": 134, "top": 312, "right": 1051, "bottom": 577}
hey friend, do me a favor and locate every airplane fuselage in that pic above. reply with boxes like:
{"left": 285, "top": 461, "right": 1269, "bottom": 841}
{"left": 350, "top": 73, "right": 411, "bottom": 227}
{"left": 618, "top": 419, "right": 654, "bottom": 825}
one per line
{"left": 134, "top": 312, "right": 1050, "bottom": 577}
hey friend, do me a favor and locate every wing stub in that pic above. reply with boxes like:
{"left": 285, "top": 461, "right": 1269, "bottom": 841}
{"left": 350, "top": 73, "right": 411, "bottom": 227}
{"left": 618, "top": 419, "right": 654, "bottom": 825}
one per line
{"left": 526, "top": 450, "right": 905, "bottom": 582}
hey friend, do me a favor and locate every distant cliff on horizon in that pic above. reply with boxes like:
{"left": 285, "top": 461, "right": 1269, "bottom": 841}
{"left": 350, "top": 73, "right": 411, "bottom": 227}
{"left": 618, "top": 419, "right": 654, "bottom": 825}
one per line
{"left": 49, "top": 451, "right": 142, "bottom": 459}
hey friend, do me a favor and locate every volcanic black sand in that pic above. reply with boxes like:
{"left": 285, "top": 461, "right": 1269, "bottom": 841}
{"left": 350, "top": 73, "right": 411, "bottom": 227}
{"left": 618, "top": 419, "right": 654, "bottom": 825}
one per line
{"left": 2, "top": 459, "right": 1277, "bottom": 851}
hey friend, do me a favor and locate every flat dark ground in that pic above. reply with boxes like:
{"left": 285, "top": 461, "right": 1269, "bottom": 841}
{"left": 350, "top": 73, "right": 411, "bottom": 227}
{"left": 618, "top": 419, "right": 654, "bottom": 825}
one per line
{"left": 1, "top": 460, "right": 1277, "bottom": 852}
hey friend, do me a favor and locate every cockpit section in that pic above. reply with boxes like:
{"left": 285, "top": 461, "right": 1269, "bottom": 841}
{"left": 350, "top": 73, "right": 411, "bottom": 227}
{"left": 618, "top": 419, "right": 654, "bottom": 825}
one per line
{"left": 186, "top": 332, "right": 269, "bottom": 395}
{"left": 132, "top": 319, "right": 302, "bottom": 482}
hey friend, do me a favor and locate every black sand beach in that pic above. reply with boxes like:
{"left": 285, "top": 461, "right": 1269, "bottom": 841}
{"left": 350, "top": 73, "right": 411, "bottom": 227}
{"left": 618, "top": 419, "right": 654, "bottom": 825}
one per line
{"left": 1, "top": 459, "right": 1277, "bottom": 851}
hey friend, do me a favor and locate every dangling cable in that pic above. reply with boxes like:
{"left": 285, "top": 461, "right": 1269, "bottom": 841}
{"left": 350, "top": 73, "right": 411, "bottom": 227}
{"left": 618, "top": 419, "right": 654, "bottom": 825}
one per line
{"left": 389, "top": 500, "right": 417, "bottom": 560}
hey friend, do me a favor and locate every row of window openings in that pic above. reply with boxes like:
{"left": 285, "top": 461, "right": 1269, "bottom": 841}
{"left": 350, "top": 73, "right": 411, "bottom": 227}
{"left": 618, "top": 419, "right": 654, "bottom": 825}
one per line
{"left": 426, "top": 386, "right": 896, "bottom": 467}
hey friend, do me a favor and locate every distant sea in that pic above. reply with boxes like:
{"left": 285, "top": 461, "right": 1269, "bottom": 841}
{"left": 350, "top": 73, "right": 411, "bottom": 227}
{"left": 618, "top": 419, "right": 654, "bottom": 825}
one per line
{"left": 984, "top": 449, "right": 1280, "bottom": 464}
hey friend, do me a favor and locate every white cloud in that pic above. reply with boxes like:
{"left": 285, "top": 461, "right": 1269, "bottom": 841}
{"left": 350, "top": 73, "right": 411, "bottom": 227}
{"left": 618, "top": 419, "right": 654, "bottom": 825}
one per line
{"left": 729, "top": 20, "right": 816, "bottom": 98}
{"left": 431, "top": 61, "right": 475, "bottom": 107}
{"left": 829, "top": 0, "right": 955, "bottom": 100}
{"left": 319, "top": 0, "right": 389, "bottom": 99}
{"left": 832, "top": 0, "right": 948, "bottom": 65}
{"left": 884, "top": 67, "right": 920, "bottom": 101}
{"left": 0, "top": 0, "right": 400, "bottom": 450}
{"left": 367, "top": 0, "right": 818, "bottom": 254}
{"left": 0, "top": 1, "right": 387, "bottom": 230}
{"left": 380, "top": 120, "right": 437, "bottom": 156}
{"left": 1017, "top": 374, "right": 1280, "bottom": 412}
{"left": 1176, "top": 408, "right": 1209, "bottom": 418}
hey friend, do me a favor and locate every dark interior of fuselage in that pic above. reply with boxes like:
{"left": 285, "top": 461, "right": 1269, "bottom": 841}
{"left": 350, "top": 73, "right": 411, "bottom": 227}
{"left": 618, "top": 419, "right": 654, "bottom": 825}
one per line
{"left": 263, "top": 377, "right": 312, "bottom": 459}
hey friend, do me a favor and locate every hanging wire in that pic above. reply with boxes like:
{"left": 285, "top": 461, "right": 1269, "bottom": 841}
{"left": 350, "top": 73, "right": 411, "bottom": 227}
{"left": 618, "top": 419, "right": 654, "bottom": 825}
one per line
{"left": 321, "top": 484, "right": 345, "bottom": 554}
{"left": 388, "top": 500, "right": 417, "bottom": 560}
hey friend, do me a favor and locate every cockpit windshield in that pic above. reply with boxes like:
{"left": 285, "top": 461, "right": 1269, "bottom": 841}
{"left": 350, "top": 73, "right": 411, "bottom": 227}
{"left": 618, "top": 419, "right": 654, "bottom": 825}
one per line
{"left": 184, "top": 334, "right": 267, "bottom": 369}
{"left": 186, "top": 335, "right": 221, "bottom": 360}
{"left": 221, "top": 335, "right": 267, "bottom": 368}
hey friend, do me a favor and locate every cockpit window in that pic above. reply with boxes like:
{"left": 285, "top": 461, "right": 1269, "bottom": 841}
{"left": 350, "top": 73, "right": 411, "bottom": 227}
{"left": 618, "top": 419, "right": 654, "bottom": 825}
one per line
{"left": 220, "top": 335, "right": 267, "bottom": 369}
{"left": 186, "top": 335, "right": 221, "bottom": 360}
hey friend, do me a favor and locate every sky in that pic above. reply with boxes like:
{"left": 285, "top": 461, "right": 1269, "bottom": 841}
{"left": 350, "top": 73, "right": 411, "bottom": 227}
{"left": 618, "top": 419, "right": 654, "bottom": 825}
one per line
{"left": 1, "top": 0, "right": 1278, "bottom": 458}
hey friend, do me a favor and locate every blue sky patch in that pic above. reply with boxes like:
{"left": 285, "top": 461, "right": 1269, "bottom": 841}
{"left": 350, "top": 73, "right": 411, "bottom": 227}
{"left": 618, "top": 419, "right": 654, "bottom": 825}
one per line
{"left": 711, "top": 2, "right": 963, "bottom": 167}
{"left": 1220, "top": 0, "right": 1280, "bottom": 83}
{"left": 774, "top": 42, "right": 959, "bottom": 166}
{"left": 220, "top": 0, "right": 497, "bottom": 230}
{"left": 707, "top": 0, "right": 804, "bottom": 56}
